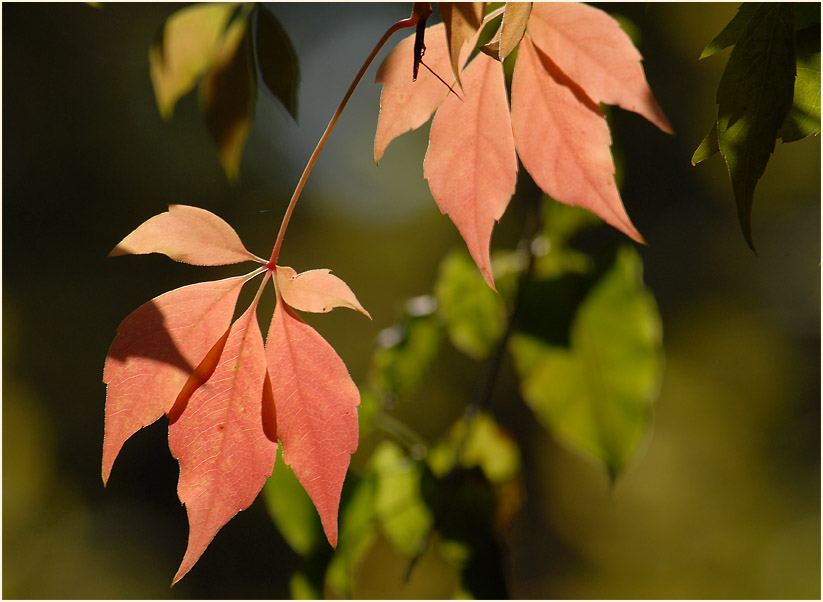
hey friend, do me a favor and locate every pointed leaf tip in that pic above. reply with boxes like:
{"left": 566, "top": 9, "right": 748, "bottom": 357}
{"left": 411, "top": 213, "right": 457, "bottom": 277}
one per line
{"left": 110, "top": 205, "right": 260, "bottom": 265}
{"left": 275, "top": 266, "right": 371, "bottom": 318}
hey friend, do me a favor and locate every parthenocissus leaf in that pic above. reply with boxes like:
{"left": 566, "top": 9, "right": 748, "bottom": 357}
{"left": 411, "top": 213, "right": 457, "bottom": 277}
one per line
{"left": 109, "top": 205, "right": 261, "bottom": 265}
{"left": 439, "top": 2, "right": 486, "bottom": 90}
{"left": 480, "top": 2, "right": 532, "bottom": 61}
{"left": 266, "top": 296, "right": 360, "bottom": 549}
{"left": 102, "top": 275, "right": 248, "bottom": 484}
{"left": 424, "top": 51, "right": 518, "bottom": 290}
{"left": 169, "top": 305, "right": 277, "bottom": 584}
{"left": 275, "top": 266, "right": 370, "bottom": 318}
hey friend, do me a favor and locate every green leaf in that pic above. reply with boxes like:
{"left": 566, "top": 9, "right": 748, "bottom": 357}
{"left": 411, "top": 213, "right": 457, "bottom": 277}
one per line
{"left": 780, "top": 25, "right": 821, "bottom": 142}
{"left": 149, "top": 3, "right": 239, "bottom": 119}
{"left": 699, "top": 2, "right": 760, "bottom": 59}
{"left": 716, "top": 3, "right": 796, "bottom": 251}
{"left": 200, "top": 13, "right": 256, "bottom": 180}
{"left": 371, "top": 441, "right": 433, "bottom": 557}
{"left": 691, "top": 123, "right": 720, "bottom": 165}
{"left": 263, "top": 447, "right": 324, "bottom": 556}
{"left": 435, "top": 250, "right": 507, "bottom": 360}
{"left": 255, "top": 6, "right": 300, "bottom": 120}
{"left": 511, "top": 246, "right": 663, "bottom": 479}
{"left": 533, "top": 198, "right": 598, "bottom": 279}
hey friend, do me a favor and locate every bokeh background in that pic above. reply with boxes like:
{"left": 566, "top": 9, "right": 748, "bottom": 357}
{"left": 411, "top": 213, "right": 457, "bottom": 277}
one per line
{"left": 3, "top": 2, "right": 820, "bottom": 598}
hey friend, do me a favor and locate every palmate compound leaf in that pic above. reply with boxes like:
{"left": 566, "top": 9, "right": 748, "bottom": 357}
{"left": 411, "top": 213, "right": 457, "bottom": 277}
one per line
{"left": 526, "top": 2, "right": 672, "bottom": 134}
{"left": 511, "top": 36, "right": 643, "bottom": 244}
{"left": 266, "top": 292, "right": 361, "bottom": 549}
{"left": 109, "top": 204, "right": 262, "bottom": 265}
{"left": 102, "top": 274, "right": 249, "bottom": 484}
{"left": 423, "top": 51, "right": 518, "bottom": 290}
{"left": 169, "top": 304, "right": 277, "bottom": 584}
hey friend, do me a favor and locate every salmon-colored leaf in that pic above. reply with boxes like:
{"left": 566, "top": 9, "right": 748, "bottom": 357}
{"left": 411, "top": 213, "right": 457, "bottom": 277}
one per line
{"left": 109, "top": 205, "right": 262, "bottom": 265}
{"left": 275, "top": 266, "right": 371, "bottom": 318}
{"left": 169, "top": 305, "right": 277, "bottom": 584}
{"left": 149, "top": 3, "right": 239, "bottom": 119}
{"left": 374, "top": 23, "right": 467, "bottom": 164}
{"left": 201, "top": 13, "right": 256, "bottom": 180}
{"left": 439, "top": 2, "right": 485, "bottom": 89}
{"left": 480, "top": 2, "right": 532, "bottom": 61}
{"left": 266, "top": 297, "right": 360, "bottom": 548}
{"left": 511, "top": 37, "right": 642, "bottom": 243}
{"left": 102, "top": 275, "right": 248, "bottom": 484}
{"left": 423, "top": 52, "right": 518, "bottom": 289}
{"left": 526, "top": 2, "right": 672, "bottom": 133}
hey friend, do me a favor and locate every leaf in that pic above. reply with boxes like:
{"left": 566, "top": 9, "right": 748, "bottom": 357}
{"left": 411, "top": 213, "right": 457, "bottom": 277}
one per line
{"left": 435, "top": 249, "right": 506, "bottom": 360}
{"left": 716, "top": 3, "right": 796, "bottom": 250}
{"left": 168, "top": 305, "right": 277, "bottom": 584}
{"left": 374, "top": 23, "right": 475, "bottom": 164}
{"left": 102, "top": 275, "right": 248, "bottom": 484}
{"left": 423, "top": 51, "right": 518, "bottom": 289}
{"left": 275, "top": 266, "right": 370, "bottom": 318}
{"left": 780, "top": 25, "right": 821, "bottom": 142}
{"left": 109, "top": 205, "right": 261, "bottom": 265}
{"left": 200, "top": 13, "right": 256, "bottom": 180}
{"left": 699, "top": 2, "right": 760, "bottom": 60}
{"left": 480, "top": 2, "right": 532, "bottom": 61}
{"left": 511, "top": 37, "right": 643, "bottom": 244}
{"left": 511, "top": 246, "right": 663, "bottom": 478}
{"left": 526, "top": 2, "right": 672, "bottom": 133}
{"left": 691, "top": 123, "right": 720, "bottom": 165}
{"left": 255, "top": 5, "right": 300, "bottom": 120}
{"left": 266, "top": 296, "right": 360, "bottom": 548}
{"left": 149, "top": 3, "right": 239, "bottom": 119}
{"left": 439, "top": 2, "right": 486, "bottom": 90}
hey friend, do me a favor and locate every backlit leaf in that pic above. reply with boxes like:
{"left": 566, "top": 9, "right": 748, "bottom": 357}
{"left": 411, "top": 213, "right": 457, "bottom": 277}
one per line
{"left": 526, "top": 2, "right": 672, "bottom": 133}
{"left": 255, "top": 5, "right": 300, "bottom": 119}
{"left": 439, "top": 2, "right": 485, "bottom": 90}
{"left": 780, "top": 25, "right": 821, "bottom": 142}
{"left": 480, "top": 2, "right": 532, "bottom": 61}
{"left": 109, "top": 205, "right": 261, "bottom": 265}
{"left": 169, "top": 305, "right": 277, "bottom": 584}
{"left": 266, "top": 297, "right": 360, "bottom": 548}
{"left": 716, "top": 3, "right": 795, "bottom": 250}
{"left": 691, "top": 123, "right": 720, "bottom": 166}
{"left": 201, "top": 13, "right": 256, "bottom": 180}
{"left": 149, "top": 3, "right": 238, "bottom": 119}
{"left": 511, "top": 246, "right": 663, "bottom": 478}
{"left": 275, "top": 266, "right": 371, "bottom": 318}
{"left": 102, "top": 275, "right": 248, "bottom": 483}
{"left": 424, "top": 52, "right": 518, "bottom": 289}
{"left": 511, "top": 37, "right": 642, "bottom": 244}
{"left": 699, "top": 2, "right": 759, "bottom": 60}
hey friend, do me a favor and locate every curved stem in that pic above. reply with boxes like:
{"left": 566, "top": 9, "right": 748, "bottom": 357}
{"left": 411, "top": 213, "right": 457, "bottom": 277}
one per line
{"left": 267, "top": 15, "right": 419, "bottom": 267}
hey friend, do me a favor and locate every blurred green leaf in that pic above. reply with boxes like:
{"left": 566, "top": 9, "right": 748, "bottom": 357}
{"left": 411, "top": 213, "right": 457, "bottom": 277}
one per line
{"left": 255, "top": 6, "right": 300, "bottom": 119}
{"left": 263, "top": 447, "right": 323, "bottom": 557}
{"left": 435, "top": 250, "right": 507, "bottom": 360}
{"left": 511, "top": 246, "right": 663, "bottom": 478}
{"left": 716, "top": 3, "right": 795, "bottom": 250}
{"left": 699, "top": 2, "right": 759, "bottom": 60}
{"left": 691, "top": 123, "right": 720, "bottom": 165}
{"left": 534, "top": 199, "right": 598, "bottom": 279}
{"left": 149, "top": 3, "right": 238, "bottom": 119}
{"left": 200, "top": 13, "right": 256, "bottom": 180}
{"left": 371, "top": 441, "right": 432, "bottom": 557}
{"left": 780, "top": 25, "right": 821, "bottom": 142}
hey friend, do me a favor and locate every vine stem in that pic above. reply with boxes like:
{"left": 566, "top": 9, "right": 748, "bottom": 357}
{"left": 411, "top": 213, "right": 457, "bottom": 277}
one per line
{"left": 267, "top": 14, "right": 420, "bottom": 267}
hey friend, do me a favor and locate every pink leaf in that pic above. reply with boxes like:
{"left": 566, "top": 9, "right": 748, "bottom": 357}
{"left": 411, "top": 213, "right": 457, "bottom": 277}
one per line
{"left": 102, "top": 275, "right": 248, "bottom": 484}
{"left": 374, "top": 23, "right": 477, "bottom": 164}
{"left": 265, "top": 297, "right": 360, "bottom": 548}
{"left": 526, "top": 2, "right": 672, "bottom": 133}
{"left": 169, "top": 305, "right": 276, "bottom": 584}
{"left": 275, "top": 266, "right": 371, "bottom": 318}
{"left": 423, "top": 52, "right": 518, "bottom": 289}
{"left": 511, "top": 36, "right": 643, "bottom": 243}
{"left": 109, "top": 205, "right": 262, "bottom": 265}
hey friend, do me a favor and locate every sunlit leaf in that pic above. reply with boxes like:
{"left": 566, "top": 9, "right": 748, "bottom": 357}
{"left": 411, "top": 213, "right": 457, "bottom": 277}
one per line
{"left": 439, "top": 2, "right": 486, "bottom": 89}
{"left": 480, "top": 2, "right": 531, "bottom": 61}
{"left": 255, "top": 5, "right": 300, "bottom": 119}
{"left": 511, "top": 246, "right": 663, "bottom": 478}
{"left": 275, "top": 266, "right": 370, "bottom": 318}
{"left": 780, "top": 25, "right": 821, "bottom": 142}
{"left": 109, "top": 205, "right": 261, "bottom": 265}
{"left": 716, "top": 3, "right": 795, "bottom": 250}
{"left": 691, "top": 123, "right": 720, "bottom": 165}
{"left": 435, "top": 249, "right": 506, "bottom": 360}
{"left": 699, "top": 2, "right": 759, "bottom": 59}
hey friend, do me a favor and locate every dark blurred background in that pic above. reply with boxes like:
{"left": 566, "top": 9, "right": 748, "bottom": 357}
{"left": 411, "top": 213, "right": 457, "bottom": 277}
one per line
{"left": 3, "top": 3, "right": 820, "bottom": 598}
